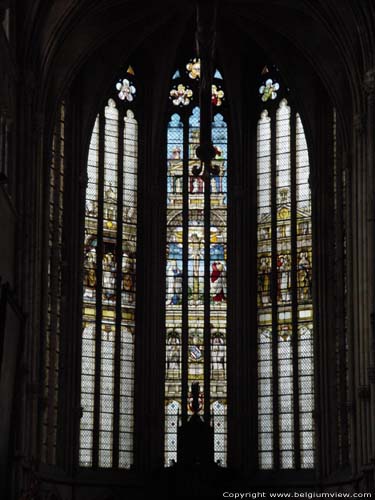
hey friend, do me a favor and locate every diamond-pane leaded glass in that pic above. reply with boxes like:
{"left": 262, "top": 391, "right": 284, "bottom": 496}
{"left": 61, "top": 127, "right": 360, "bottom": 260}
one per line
{"left": 43, "top": 102, "right": 65, "bottom": 465}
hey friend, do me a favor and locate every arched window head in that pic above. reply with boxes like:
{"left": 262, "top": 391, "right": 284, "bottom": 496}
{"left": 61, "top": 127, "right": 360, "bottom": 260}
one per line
{"left": 165, "top": 60, "right": 228, "bottom": 466}
{"left": 257, "top": 94, "right": 314, "bottom": 470}
{"left": 80, "top": 66, "right": 138, "bottom": 469}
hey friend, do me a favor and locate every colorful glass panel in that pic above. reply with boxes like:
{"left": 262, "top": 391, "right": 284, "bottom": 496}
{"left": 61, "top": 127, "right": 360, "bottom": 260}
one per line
{"left": 165, "top": 105, "right": 228, "bottom": 466}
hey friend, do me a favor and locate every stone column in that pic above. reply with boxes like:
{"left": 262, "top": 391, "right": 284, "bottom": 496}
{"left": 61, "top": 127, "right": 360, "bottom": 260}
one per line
{"left": 364, "top": 67, "right": 375, "bottom": 488}
{"left": 311, "top": 98, "right": 337, "bottom": 480}
{"left": 351, "top": 107, "right": 369, "bottom": 475}
{"left": 13, "top": 68, "right": 46, "bottom": 498}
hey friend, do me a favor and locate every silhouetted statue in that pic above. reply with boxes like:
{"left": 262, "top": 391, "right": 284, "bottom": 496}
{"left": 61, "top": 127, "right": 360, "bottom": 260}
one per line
{"left": 177, "top": 382, "right": 214, "bottom": 465}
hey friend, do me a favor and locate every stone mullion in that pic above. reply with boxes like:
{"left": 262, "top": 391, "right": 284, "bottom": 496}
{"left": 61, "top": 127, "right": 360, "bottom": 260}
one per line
{"left": 364, "top": 69, "right": 375, "bottom": 473}
{"left": 38, "top": 109, "right": 54, "bottom": 464}
{"left": 344, "top": 143, "right": 358, "bottom": 476}
{"left": 325, "top": 108, "right": 337, "bottom": 477}
{"left": 290, "top": 111, "right": 301, "bottom": 469}
{"left": 133, "top": 102, "right": 149, "bottom": 469}
{"left": 315, "top": 114, "right": 328, "bottom": 478}
{"left": 332, "top": 108, "right": 341, "bottom": 468}
{"left": 228, "top": 174, "right": 246, "bottom": 469}
{"left": 45, "top": 110, "right": 61, "bottom": 465}
{"left": 92, "top": 111, "right": 105, "bottom": 468}
{"left": 311, "top": 99, "right": 334, "bottom": 480}
{"left": 361, "top": 105, "right": 372, "bottom": 467}
{"left": 247, "top": 116, "right": 258, "bottom": 472}
{"left": 29, "top": 106, "right": 46, "bottom": 463}
{"left": 352, "top": 111, "right": 366, "bottom": 471}
{"left": 196, "top": 4, "right": 215, "bottom": 425}
{"left": 14, "top": 84, "right": 34, "bottom": 480}
{"left": 237, "top": 102, "right": 255, "bottom": 472}
{"left": 59, "top": 94, "right": 85, "bottom": 473}
{"left": 360, "top": 104, "right": 372, "bottom": 466}
{"left": 181, "top": 116, "right": 189, "bottom": 425}
{"left": 112, "top": 109, "right": 125, "bottom": 468}
{"left": 334, "top": 123, "right": 349, "bottom": 466}
{"left": 222, "top": 47, "right": 247, "bottom": 470}
{"left": 341, "top": 150, "right": 353, "bottom": 468}
{"left": 134, "top": 86, "right": 165, "bottom": 470}
{"left": 0, "top": 114, "right": 4, "bottom": 174}
{"left": 361, "top": 105, "right": 371, "bottom": 467}
{"left": 148, "top": 138, "right": 166, "bottom": 470}
{"left": 270, "top": 108, "right": 280, "bottom": 470}
{"left": 18, "top": 85, "right": 46, "bottom": 475}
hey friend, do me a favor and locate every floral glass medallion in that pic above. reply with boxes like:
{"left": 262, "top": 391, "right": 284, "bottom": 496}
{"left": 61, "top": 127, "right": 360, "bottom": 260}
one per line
{"left": 170, "top": 84, "right": 193, "bottom": 106}
{"left": 259, "top": 78, "right": 280, "bottom": 102}
{"left": 116, "top": 78, "right": 136, "bottom": 101}
{"left": 186, "top": 58, "right": 201, "bottom": 79}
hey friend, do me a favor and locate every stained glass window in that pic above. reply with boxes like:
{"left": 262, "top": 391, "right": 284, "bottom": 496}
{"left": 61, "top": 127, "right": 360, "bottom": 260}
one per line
{"left": 332, "top": 108, "right": 350, "bottom": 466}
{"left": 165, "top": 62, "right": 228, "bottom": 466}
{"left": 42, "top": 102, "right": 65, "bottom": 464}
{"left": 80, "top": 79, "right": 138, "bottom": 468}
{"left": 257, "top": 99, "right": 314, "bottom": 469}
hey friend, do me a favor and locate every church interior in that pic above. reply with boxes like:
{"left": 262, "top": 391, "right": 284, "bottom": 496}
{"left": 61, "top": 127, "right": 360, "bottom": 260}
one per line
{"left": 1, "top": 0, "right": 375, "bottom": 498}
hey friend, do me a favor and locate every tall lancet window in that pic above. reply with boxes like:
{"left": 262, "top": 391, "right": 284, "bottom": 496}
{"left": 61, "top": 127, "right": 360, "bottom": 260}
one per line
{"left": 257, "top": 68, "right": 314, "bottom": 470}
{"left": 42, "top": 102, "right": 65, "bottom": 464}
{"left": 165, "top": 61, "right": 228, "bottom": 466}
{"left": 80, "top": 66, "right": 138, "bottom": 468}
